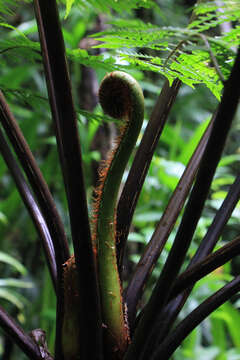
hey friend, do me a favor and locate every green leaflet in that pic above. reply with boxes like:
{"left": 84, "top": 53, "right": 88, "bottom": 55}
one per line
{"left": 64, "top": 0, "right": 75, "bottom": 18}
{"left": 0, "top": 251, "right": 27, "bottom": 275}
{"left": 1, "top": 11, "right": 238, "bottom": 100}
{"left": 60, "top": 0, "right": 155, "bottom": 15}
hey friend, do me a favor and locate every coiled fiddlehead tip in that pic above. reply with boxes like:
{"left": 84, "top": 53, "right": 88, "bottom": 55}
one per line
{"left": 99, "top": 71, "right": 142, "bottom": 119}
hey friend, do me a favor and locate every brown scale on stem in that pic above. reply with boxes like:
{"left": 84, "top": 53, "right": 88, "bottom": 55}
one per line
{"left": 62, "top": 71, "right": 144, "bottom": 359}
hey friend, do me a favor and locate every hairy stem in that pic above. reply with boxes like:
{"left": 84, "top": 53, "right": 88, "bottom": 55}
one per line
{"left": 94, "top": 71, "right": 144, "bottom": 357}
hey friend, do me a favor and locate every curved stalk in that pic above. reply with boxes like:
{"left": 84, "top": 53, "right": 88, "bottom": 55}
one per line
{"left": 0, "top": 90, "right": 69, "bottom": 266}
{"left": 0, "top": 306, "right": 43, "bottom": 360}
{"left": 34, "top": 1, "right": 102, "bottom": 358}
{"left": 144, "top": 170, "right": 240, "bottom": 354}
{"left": 152, "top": 276, "right": 240, "bottom": 360}
{"left": 170, "top": 236, "right": 240, "bottom": 300}
{"left": 94, "top": 71, "right": 144, "bottom": 356}
{"left": 0, "top": 127, "right": 57, "bottom": 289}
{"left": 116, "top": 78, "right": 181, "bottom": 271}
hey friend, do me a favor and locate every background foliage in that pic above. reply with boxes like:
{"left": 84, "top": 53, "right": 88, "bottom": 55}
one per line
{"left": 0, "top": 0, "right": 240, "bottom": 359}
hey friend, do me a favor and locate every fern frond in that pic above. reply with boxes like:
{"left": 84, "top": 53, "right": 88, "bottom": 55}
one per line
{"left": 0, "top": 1, "right": 14, "bottom": 18}
{"left": 77, "top": 108, "right": 121, "bottom": 125}
{"left": 1, "top": 0, "right": 239, "bottom": 101}
{"left": 107, "top": 18, "right": 157, "bottom": 29}
{"left": 0, "top": 37, "right": 41, "bottom": 65}
{"left": 66, "top": 49, "right": 123, "bottom": 72}
{"left": 222, "top": 26, "right": 240, "bottom": 47}
{"left": 193, "top": 0, "right": 239, "bottom": 16}
{"left": 0, "top": 35, "right": 124, "bottom": 74}
{"left": 189, "top": 0, "right": 240, "bottom": 32}
{"left": 0, "top": 0, "right": 18, "bottom": 20}
{"left": 0, "top": 0, "right": 32, "bottom": 21}
{"left": 93, "top": 26, "right": 185, "bottom": 50}
{"left": 118, "top": 49, "right": 223, "bottom": 99}
{"left": 91, "top": 6, "right": 239, "bottom": 100}
{"left": 0, "top": 0, "right": 157, "bottom": 19}
{"left": 59, "top": 0, "right": 156, "bottom": 17}
{"left": 1, "top": 86, "right": 48, "bottom": 110}
{"left": 0, "top": 84, "right": 120, "bottom": 126}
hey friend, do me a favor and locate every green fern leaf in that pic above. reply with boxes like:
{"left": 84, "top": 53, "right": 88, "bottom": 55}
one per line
{"left": 222, "top": 26, "right": 240, "bottom": 47}
{"left": 59, "top": 0, "right": 156, "bottom": 15}
{"left": 0, "top": 0, "right": 32, "bottom": 20}
{"left": 66, "top": 48, "right": 125, "bottom": 72}
{"left": 189, "top": 0, "right": 240, "bottom": 32}
{"left": 0, "top": 0, "right": 17, "bottom": 20}
{"left": 78, "top": 108, "right": 121, "bottom": 125}
{"left": 91, "top": 9, "right": 239, "bottom": 100}
{"left": 1, "top": 86, "right": 48, "bottom": 110}
{"left": 64, "top": 0, "right": 75, "bottom": 18}
{"left": 0, "top": 37, "right": 41, "bottom": 65}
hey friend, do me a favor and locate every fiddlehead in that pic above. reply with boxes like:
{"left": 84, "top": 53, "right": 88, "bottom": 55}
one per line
{"left": 93, "top": 71, "right": 144, "bottom": 357}
{"left": 62, "top": 72, "right": 144, "bottom": 359}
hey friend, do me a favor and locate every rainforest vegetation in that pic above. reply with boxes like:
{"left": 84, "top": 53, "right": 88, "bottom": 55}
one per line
{"left": 0, "top": 0, "right": 240, "bottom": 359}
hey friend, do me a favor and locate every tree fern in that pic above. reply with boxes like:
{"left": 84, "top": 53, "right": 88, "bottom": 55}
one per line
{"left": 0, "top": 1, "right": 240, "bottom": 359}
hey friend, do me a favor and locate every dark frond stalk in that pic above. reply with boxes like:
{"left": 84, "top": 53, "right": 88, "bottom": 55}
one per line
{"left": 124, "top": 117, "right": 213, "bottom": 331}
{"left": 188, "top": 172, "right": 240, "bottom": 263}
{"left": 117, "top": 78, "right": 181, "bottom": 271}
{"left": 0, "top": 127, "right": 57, "bottom": 289}
{"left": 124, "top": 46, "right": 240, "bottom": 360}
{"left": 33, "top": 1, "right": 102, "bottom": 359}
{"left": 170, "top": 236, "right": 240, "bottom": 299}
{"left": 0, "top": 306, "right": 43, "bottom": 360}
{"left": 0, "top": 91, "right": 69, "bottom": 267}
{"left": 149, "top": 170, "right": 240, "bottom": 349}
{"left": 151, "top": 276, "right": 240, "bottom": 360}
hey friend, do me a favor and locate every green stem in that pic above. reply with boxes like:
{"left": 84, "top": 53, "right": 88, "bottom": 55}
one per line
{"left": 94, "top": 71, "right": 144, "bottom": 356}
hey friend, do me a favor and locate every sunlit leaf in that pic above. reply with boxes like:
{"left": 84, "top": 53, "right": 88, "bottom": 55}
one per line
{"left": 0, "top": 252, "right": 27, "bottom": 275}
